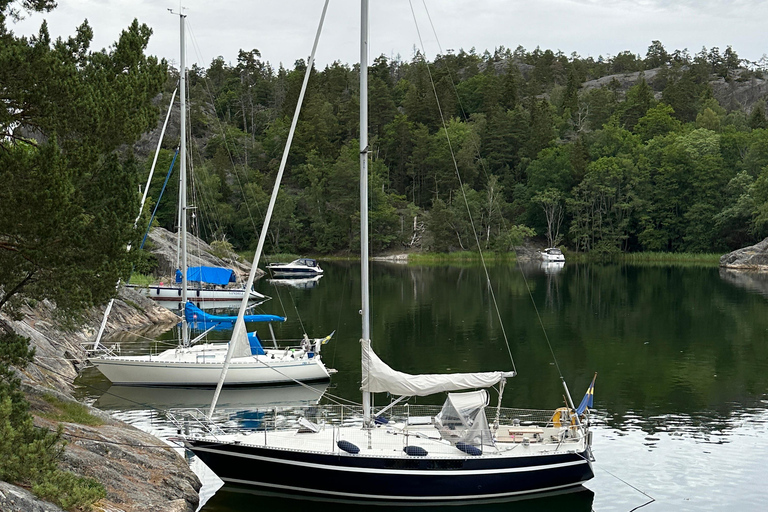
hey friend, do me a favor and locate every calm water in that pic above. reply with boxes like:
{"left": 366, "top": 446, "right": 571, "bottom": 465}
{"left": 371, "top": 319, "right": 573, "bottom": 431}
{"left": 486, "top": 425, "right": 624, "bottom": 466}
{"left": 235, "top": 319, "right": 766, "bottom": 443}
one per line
{"left": 75, "top": 261, "right": 768, "bottom": 511}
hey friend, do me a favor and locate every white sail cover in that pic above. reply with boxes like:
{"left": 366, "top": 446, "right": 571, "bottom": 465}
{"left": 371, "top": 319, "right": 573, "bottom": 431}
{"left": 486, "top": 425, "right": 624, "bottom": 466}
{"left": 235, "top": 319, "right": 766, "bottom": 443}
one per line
{"left": 361, "top": 339, "right": 514, "bottom": 396}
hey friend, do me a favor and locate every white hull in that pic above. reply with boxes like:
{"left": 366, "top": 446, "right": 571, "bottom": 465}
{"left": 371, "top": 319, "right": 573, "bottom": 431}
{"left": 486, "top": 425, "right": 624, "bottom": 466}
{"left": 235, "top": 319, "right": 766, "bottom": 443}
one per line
{"left": 90, "top": 344, "right": 330, "bottom": 386}
{"left": 267, "top": 258, "right": 323, "bottom": 278}
{"left": 127, "top": 284, "right": 267, "bottom": 302}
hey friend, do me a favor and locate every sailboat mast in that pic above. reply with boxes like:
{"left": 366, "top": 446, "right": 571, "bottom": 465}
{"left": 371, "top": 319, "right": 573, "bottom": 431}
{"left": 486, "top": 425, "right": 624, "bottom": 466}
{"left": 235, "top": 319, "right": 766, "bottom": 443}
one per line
{"left": 360, "top": 0, "right": 372, "bottom": 426}
{"left": 179, "top": 12, "right": 189, "bottom": 347}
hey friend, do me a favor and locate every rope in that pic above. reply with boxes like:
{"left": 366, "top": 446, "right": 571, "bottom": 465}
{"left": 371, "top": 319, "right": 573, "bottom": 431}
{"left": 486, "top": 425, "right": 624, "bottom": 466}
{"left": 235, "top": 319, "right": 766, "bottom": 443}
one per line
{"left": 598, "top": 465, "right": 656, "bottom": 511}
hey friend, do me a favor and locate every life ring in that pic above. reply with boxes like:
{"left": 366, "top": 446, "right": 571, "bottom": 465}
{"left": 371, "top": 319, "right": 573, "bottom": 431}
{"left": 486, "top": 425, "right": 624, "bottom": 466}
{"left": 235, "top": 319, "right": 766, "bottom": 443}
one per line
{"left": 551, "top": 407, "right": 577, "bottom": 428}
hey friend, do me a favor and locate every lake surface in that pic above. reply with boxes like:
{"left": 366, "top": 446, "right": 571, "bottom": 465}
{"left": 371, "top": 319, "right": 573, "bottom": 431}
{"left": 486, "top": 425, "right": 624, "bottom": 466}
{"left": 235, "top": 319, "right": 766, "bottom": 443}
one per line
{"left": 75, "top": 261, "right": 768, "bottom": 511}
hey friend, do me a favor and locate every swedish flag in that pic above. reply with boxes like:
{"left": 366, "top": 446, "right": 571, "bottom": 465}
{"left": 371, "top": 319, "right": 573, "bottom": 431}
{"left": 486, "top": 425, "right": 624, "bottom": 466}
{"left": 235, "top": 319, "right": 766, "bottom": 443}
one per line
{"left": 575, "top": 373, "right": 597, "bottom": 415}
{"left": 321, "top": 330, "right": 336, "bottom": 345}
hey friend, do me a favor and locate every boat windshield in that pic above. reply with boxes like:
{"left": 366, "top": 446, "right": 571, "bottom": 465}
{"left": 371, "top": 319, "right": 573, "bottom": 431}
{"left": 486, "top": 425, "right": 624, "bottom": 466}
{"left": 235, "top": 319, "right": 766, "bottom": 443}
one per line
{"left": 435, "top": 390, "right": 493, "bottom": 448}
{"left": 545, "top": 248, "right": 563, "bottom": 255}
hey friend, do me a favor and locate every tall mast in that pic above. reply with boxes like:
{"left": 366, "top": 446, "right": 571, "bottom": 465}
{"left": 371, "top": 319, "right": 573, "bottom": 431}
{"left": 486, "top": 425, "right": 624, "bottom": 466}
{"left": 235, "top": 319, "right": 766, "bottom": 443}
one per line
{"left": 179, "top": 11, "right": 189, "bottom": 347}
{"left": 360, "top": 0, "right": 371, "bottom": 426}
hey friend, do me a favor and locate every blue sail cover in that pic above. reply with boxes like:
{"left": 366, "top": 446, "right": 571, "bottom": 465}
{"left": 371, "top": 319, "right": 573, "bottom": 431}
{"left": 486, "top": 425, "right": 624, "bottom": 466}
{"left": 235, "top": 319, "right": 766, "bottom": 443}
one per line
{"left": 184, "top": 302, "right": 286, "bottom": 325}
{"left": 175, "top": 266, "right": 237, "bottom": 285}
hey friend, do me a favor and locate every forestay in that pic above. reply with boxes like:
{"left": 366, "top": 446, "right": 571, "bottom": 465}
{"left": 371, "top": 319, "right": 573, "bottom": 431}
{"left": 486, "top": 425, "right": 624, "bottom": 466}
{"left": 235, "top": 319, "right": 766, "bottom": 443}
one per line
{"left": 361, "top": 339, "right": 514, "bottom": 396}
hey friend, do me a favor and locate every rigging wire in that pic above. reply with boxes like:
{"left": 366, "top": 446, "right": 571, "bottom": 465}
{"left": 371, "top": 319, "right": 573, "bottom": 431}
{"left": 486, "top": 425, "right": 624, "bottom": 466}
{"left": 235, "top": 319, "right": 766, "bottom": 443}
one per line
{"left": 408, "top": 0, "right": 516, "bottom": 373}
{"left": 410, "top": 0, "right": 570, "bottom": 381}
{"left": 185, "top": 20, "right": 314, "bottom": 336}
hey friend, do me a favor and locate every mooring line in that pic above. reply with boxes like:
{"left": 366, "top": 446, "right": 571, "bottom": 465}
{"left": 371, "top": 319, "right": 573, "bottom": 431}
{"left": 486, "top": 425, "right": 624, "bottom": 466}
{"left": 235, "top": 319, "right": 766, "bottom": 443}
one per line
{"left": 598, "top": 465, "right": 656, "bottom": 511}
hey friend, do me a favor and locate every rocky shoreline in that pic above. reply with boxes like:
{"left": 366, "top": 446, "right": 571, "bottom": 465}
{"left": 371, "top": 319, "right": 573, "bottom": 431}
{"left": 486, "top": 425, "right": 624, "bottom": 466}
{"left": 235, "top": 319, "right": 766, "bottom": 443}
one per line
{"left": 719, "top": 237, "right": 768, "bottom": 271}
{"left": 0, "top": 286, "right": 201, "bottom": 512}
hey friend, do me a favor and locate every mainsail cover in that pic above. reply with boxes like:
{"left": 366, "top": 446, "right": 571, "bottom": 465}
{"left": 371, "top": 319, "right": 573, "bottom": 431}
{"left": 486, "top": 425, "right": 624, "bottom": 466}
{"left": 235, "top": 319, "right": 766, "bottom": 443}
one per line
{"left": 361, "top": 339, "right": 514, "bottom": 396}
{"left": 184, "top": 302, "right": 285, "bottom": 324}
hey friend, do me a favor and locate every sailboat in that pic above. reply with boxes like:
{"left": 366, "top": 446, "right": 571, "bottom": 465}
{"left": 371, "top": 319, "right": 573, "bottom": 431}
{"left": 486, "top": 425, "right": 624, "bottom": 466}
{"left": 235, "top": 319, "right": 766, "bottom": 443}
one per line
{"left": 130, "top": 265, "right": 268, "bottom": 304}
{"left": 88, "top": 11, "right": 332, "bottom": 388}
{"left": 178, "top": 1, "right": 594, "bottom": 501}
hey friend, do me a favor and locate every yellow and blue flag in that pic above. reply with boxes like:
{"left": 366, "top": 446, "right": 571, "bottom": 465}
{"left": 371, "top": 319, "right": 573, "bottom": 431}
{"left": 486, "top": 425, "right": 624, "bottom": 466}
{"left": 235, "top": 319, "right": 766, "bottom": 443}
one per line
{"left": 575, "top": 373, "right": 597, "bottom": 415}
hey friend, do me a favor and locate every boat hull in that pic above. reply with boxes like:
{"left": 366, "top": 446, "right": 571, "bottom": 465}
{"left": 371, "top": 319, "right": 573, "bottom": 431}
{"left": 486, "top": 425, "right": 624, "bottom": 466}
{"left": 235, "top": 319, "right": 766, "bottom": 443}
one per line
{"left": 127, "top": 284, "right": 266, "bottom": 302}
{"left": 267, "top": 268, "right": 323, "bottom": 278}
{"left": 185, "top": 440, "right": 593, "bottom": 501}
{"left": 90, "top": 356, "right": 330, "bottom": 386}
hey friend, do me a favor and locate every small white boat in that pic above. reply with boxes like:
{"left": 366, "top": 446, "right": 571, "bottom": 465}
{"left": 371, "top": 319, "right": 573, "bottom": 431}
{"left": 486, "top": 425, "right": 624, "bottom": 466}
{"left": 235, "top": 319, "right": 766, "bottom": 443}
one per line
{"left": 128, "top": 283, "right": 267, "bottom": 303}
{"left": 540, "top": 247, "right": 565, "bottom": 263}
{"left": 267, "top": 258, "right": 323, "bottom": 277}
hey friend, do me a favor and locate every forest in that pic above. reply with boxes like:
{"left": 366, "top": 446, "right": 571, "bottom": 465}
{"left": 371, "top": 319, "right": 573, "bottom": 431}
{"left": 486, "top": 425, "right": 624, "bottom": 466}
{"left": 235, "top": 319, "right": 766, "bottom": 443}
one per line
{"left": 141, "top": 40, "right": 768, "bottom": 260}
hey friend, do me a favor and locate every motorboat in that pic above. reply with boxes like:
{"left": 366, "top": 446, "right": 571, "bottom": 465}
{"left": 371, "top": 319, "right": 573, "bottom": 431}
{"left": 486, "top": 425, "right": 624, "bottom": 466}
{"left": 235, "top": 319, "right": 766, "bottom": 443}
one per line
{"left": 267, "top": 258, "right": 323, "bottom": 278}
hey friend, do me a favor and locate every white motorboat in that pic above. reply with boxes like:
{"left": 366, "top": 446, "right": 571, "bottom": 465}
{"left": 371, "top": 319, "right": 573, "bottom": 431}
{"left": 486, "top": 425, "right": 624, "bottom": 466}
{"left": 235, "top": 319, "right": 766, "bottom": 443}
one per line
{"left": 266, "top": 258, "right": 323, "bottom": 277}
{"left": 540, "top": 247, "right": 565, "bottom": 262}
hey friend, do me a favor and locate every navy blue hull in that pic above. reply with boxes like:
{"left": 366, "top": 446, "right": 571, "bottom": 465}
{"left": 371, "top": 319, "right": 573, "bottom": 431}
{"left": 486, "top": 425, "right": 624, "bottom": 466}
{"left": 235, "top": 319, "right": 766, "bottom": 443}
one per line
{"left": 186, "top": 440, "right": 594, "bottom": 501}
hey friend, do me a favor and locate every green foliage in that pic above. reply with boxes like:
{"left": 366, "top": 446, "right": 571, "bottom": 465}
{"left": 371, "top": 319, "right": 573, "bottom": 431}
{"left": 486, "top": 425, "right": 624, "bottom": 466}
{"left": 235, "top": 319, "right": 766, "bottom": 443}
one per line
{"left": 32, "top": 470, "right": 106, "bottom": 511}
{"left": 155, "top": 39, "right": 768, "bottom": 259}
{"left": 209, "top": 239, "right": 236, "bottom": 260}
{"left": 0, "top": 12, "right": 166, "bottom": 314}
{"left": 40, "top": 394, "right": 104, "bottom": 426}
{"left": 0, "top": 4, "right": 158, "bottom": 509}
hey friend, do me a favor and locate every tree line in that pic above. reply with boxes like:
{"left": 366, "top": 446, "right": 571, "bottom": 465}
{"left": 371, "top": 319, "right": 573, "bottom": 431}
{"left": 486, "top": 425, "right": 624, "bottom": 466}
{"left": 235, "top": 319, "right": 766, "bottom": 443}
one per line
{"left": 143, "top": 40, "right": 768, "bottom": 260}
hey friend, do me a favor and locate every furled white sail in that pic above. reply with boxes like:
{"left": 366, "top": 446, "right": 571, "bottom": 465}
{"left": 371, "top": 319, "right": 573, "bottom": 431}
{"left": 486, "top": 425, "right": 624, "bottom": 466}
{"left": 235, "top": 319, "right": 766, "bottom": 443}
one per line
{"left": 361, "top": 339, "right": 514, "bottom": 396}
{"left": 229, "top": 317, "right": 252, "bottom": 359}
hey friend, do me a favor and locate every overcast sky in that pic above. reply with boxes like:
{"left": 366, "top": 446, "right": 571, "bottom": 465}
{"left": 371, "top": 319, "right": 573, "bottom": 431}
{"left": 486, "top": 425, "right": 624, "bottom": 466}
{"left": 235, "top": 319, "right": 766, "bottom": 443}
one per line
{"left": 10, "top": 1, "right": 768, "bottom": 70}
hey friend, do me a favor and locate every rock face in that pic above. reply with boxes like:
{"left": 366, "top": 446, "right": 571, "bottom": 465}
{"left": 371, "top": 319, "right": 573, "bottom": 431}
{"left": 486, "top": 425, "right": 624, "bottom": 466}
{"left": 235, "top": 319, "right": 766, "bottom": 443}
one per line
{"left": 719, "top": 238, "right": 768, "bottom": 270}
{"left": 24, "top": 385, "right": 200, "bottom": 512}
{"left": 0, "top": 286, "right": 200, "bottom": 512}
{"left": 145, "top": 226, "right": 262, "bottom": 281}
{"left": 0, "top": 481, "right": 65, "bottom": 512}
{"left": 2, "top": 287, "right": 178, "bottom": 394}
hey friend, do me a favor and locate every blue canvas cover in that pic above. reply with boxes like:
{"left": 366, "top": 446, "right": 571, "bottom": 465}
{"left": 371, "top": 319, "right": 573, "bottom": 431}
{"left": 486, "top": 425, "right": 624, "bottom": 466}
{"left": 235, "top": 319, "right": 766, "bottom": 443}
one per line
{"left": 247, "top": 332, "right": 266, "bottom": 355}
{"left": 175, "top": 266, "right": 236, "bottom": 285}
{"left": 184, "top": 302, "right": 286, "bottom": 325}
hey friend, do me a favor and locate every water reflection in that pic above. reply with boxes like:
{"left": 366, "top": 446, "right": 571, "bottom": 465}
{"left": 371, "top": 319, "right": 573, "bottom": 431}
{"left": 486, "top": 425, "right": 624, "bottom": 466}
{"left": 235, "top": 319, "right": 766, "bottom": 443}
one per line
{"left": 93, "top": 382, "right": 329, "bottom": 411}
{"left": 78, "top": 262, "right": 768, "bottom": 511}
{"left": 268, "top": 275, "right": 323, "bottom": 289}
{"left": 200, "top": 485, "right": 594, "bottom": 512}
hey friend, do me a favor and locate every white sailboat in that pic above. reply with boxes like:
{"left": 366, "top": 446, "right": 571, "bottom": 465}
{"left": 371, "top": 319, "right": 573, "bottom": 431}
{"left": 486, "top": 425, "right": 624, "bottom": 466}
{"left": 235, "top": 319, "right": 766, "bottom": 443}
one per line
{"left": 178, "top": 2, "right": 594, "bottom": 501}
{"left": 89, "top": 11, "right": 331, "bottom": 387}
{"left": 129, "top": 265, "right": 268, "bottom": 304}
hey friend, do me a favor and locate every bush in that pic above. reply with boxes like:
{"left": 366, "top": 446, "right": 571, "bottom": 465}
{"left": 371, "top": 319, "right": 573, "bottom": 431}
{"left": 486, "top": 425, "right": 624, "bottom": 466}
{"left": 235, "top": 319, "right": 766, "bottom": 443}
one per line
{"left": 33, "top": 470, "right": 106, "bottom": 511}
{"left": 0, "top": 331, "right": 105, "bottom": 511}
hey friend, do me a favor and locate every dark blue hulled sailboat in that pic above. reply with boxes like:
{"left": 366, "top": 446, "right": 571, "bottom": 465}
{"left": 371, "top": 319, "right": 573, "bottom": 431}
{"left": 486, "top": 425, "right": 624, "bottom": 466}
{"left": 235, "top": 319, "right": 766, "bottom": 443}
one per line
{"left": 180, "top": 1, "right": 594, "bottom": 502}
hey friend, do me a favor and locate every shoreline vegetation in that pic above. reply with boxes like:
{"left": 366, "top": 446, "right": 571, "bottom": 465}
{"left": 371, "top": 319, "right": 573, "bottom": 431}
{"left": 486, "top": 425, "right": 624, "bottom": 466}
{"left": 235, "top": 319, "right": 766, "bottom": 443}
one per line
{"left": 259, "top": 250, "right": 723, "bottom": 266}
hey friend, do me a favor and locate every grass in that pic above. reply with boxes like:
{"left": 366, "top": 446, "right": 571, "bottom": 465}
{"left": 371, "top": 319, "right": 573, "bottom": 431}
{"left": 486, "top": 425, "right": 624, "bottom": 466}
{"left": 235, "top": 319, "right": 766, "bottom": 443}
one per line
{"left": 564, "top": 250, "right": 722, "bottom": 266}
{"left": 126, "top": 273, "right": 155, "bottom": 286}
{"left": 40, "top": 394, "right": 104, "bottom": 427}
{"left": 241, "top": 249, "right": 723, "bottom": 267}
{"left": 408, "top": 251, "right": 517, "bottom": 264}
{"left": 619, "top": 252, "right": 722, "bottom": 264}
